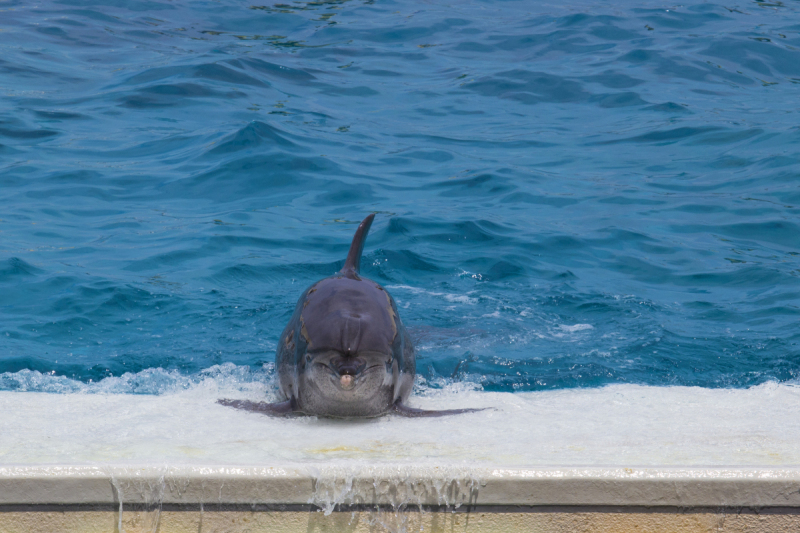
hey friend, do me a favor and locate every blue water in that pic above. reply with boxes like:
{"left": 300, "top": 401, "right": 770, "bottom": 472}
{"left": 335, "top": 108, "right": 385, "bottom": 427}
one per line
{"left": 1, "top": 0, "right": 799, "bottom": 394}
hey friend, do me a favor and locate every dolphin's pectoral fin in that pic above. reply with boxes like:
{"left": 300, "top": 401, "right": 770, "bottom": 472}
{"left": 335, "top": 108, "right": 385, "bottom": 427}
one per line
{"left": 391, "top": 401, "right": 488, "bottom": 418}
{"left": 217, "top": 399, "right": 298, "bottom": 417}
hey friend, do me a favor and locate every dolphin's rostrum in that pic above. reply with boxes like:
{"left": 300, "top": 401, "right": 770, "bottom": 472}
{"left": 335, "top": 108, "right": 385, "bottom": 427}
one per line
{"left": 218, "top": 214, "right": 481, "bottom": 418}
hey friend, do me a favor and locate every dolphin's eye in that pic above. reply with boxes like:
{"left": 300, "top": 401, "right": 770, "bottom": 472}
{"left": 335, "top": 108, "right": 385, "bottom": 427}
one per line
{"left": 306, "top": 355, "right": 312, "bottom": 364}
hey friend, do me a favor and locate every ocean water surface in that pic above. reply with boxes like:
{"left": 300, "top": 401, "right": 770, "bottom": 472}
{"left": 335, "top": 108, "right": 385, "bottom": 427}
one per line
{"left": 1, "top": 0, "right": 799, "bottom": 398}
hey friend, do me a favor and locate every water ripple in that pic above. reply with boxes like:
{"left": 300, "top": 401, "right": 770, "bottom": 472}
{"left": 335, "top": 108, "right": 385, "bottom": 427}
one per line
{"left": 0, "top": 0, "right": 798, "bottom": 391}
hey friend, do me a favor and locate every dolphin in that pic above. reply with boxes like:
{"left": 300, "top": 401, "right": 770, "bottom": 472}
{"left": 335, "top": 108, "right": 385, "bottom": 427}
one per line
{"left": 218, "top": 214, "right": 481, "bottom": 418}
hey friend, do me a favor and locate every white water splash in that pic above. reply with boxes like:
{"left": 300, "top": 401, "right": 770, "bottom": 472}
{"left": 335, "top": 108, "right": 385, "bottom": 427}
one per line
{"left": 386, "top": 285, "right": 479, "bottom": 305}
{"left": 309, "top": 466, "right": 481, "bottom": 516}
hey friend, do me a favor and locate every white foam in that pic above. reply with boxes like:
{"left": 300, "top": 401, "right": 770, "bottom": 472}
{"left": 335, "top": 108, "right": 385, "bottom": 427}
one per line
{"left": 558, "top": 323, "right": 593, "bottom": 333}
{"left": 1, "top": 378, "right": 799, "bottom": 467}
{"left": 385, "top": 285, "right": 479, "bottom": 305}
{"left": 0, "top": 363, "right": 275, "bottom": 396}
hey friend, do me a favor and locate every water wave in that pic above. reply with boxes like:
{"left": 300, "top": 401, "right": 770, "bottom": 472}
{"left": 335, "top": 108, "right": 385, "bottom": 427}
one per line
{"left": 0, "top": 0, "right": 798, "bottom": 392}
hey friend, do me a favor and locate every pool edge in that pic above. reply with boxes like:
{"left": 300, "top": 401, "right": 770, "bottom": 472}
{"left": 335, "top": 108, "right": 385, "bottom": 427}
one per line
{"left": 2, "top": 465, "right": 800, "bottom": 507}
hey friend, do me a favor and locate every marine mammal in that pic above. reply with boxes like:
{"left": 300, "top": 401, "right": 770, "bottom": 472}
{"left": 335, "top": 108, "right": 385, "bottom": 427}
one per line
{"left": 218, "top": 214, "right": 481, "bottom": 418}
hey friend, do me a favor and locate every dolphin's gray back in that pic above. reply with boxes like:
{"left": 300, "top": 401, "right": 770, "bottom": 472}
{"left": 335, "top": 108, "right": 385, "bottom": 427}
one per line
{"left": 301, "top": 278, "right": 395, "bottom": 355}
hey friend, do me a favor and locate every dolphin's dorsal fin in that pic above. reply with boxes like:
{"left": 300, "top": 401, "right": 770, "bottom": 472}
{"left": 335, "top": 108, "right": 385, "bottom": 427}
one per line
{"left": 341, "top": 214, "right": 375, "bottom": 279}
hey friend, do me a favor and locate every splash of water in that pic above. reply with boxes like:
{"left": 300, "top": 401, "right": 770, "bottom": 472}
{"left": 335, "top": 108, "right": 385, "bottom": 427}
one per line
{"left": 309, "top": 466, "right": 481, "bottom": 515}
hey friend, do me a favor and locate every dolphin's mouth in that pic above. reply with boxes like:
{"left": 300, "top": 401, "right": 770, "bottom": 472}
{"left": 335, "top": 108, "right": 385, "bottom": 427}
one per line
{"left": 316, "top": 357, "right": 388, "bottom": 391}
{"left": 332, "top": 356, "right": 366, "bottom": 377}
{"left": 333, "top": 358, "right": 365, "bottom": 391}
{"left": 339, "top": 374, "right": 356, "bottom": 390}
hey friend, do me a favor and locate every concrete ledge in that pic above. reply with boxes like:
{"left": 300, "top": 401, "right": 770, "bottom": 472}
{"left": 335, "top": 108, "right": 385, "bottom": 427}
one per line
{"left": 5, "top": 387, "right": 800, "bottom": 530}
{"left": 2, "top": 465, "right": 800, "bottom": 508}
{"left": 2, "top": 466, "right": 800, "bottom": 532}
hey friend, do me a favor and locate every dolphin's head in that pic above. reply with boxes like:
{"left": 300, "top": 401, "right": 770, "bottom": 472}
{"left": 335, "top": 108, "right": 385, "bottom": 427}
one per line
{"left": 298, "top": 348, "right": 396, "bottom": 417}
{"left": 293, "top": 276, "right": 402, "bottom": 417}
